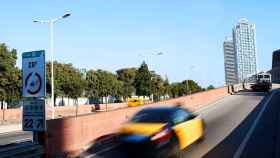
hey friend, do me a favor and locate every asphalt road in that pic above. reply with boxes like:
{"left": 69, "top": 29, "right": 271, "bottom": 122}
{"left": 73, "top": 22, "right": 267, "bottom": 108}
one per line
{"left": 91, "top": 91, "right": 267, "bottom": 158}
{"left": 0, "top": 131, "right": 32, "bottom": 145}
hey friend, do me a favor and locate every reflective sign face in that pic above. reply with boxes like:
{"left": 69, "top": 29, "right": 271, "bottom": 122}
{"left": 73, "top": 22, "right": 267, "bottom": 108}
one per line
{"left": 22, "top": 98, "right": 46, "bottom": 131}
{"left": 22, "top": 50, "right": 45, "bottom": 98}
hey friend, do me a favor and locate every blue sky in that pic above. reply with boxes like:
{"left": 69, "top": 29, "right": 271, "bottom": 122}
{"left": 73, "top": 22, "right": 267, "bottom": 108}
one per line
{"left": 0, "top": 0, "right": 279, "bottom": 87}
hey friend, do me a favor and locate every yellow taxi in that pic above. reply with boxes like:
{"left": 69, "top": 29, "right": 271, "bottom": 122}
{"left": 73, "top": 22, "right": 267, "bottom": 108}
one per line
{"left": 119, "top": 106, "right": 205, "bottom": 158}
{"left": 127, "top": 97, "right": 144, "bottom": 107}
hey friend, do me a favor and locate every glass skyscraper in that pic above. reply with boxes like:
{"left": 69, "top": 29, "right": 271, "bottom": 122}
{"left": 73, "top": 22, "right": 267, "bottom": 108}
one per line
{"left": 223, "top": 37, "right": 238, "bottom": 85}
{"left": 232, "top": 18, "right": 257, "bottom": 83}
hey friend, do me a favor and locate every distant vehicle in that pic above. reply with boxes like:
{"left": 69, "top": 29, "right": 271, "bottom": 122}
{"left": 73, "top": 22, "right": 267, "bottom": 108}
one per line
{"left": 127, "top": 96, "right": 144, "bottom": 107}
{"left": 251, "top": 72, "right": 272, "bottom": 92}
{"left": 118, "top": 106, "right": 205, "bottom": 158}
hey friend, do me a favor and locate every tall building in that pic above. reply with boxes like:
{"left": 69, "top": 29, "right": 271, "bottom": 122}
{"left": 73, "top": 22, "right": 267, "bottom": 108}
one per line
{"left": 271, "top": 49, "right": 280, "bottom": 83}
{"left": 223, "top": 37, "right": 238, "bottom": 85}
{"left": 232, "top": 18, "right": 257, "bottom": 82}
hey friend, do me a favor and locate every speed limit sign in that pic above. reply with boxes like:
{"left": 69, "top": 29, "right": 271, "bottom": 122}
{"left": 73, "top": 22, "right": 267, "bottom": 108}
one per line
{"left": 22, "top": 98, "right": 46, "bottom": 131}
{"left": 22, "top": 50, "right": 46, "bottom": 132}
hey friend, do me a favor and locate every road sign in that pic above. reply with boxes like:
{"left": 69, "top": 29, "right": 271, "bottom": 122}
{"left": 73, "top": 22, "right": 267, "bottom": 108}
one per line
{"left": 22, "top": 50, "right": 46, "bottom": 132}
{"left": 22, "top": 98, "right": 46, "bottom": 131}
{"left": 22, "top": 50, "right": 45, "bottom": 98}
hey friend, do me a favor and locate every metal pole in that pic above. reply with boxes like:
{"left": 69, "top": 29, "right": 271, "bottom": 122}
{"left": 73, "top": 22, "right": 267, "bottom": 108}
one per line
{"left": 150, "top": 57, "right": 153, "bottom": 102}
{"left": 50, "top": 21, "right": 55, "bottom": 119}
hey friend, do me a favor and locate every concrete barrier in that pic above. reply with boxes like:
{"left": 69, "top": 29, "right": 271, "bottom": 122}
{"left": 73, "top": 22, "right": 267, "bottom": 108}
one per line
{"left": 44, "top": 87, "right": 230, "bottom": 158}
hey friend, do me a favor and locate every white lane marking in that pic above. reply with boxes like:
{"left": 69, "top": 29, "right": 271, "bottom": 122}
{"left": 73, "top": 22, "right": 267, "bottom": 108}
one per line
{"left": 233, "top": 90, "right": 279, "bottom": 158}
{"left": 195, "top": 95, "right": 232, "bottom": 113}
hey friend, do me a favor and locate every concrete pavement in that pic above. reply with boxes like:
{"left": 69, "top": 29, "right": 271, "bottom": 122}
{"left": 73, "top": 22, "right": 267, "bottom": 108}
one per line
{"left": 84, "top": 91, "right": 267, "bottom": 158}
{"left": 0, "top": 131, "right": 32, "bottom": 145}
{"left": 0, "top": 123, "right": 21, "bottom": 134}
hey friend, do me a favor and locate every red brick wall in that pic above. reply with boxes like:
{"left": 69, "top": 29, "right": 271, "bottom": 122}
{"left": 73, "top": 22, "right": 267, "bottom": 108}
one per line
{"left": 0, "top": 87, "right": 227, "bottom": 123}
{"left": 0, "top": 103, "right": 128, "bottom": 123}
{"left": 45, "top": 87, "right": 229, "bottom": 157}
{"left": 0, "top": 108, "right": 22, "bottom": 123}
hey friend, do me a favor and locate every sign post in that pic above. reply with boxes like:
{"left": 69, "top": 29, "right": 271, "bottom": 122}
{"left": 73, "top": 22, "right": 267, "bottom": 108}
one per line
{"left": 22, "top": 50, "right": 46, "bottom": 144}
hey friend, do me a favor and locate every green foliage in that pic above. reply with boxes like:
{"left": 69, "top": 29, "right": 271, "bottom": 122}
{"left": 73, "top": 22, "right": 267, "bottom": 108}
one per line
{"left": 116, "top": 68, "right": 137, "bottom": 99}
{"left": 86, "top": 69, "right": 123, "bottom": 98}
{"left": 0, "top": 43, "right": 21, "bottom": 108}
{"left": 169, "top": 80, "right": 202, "bottom": 98}
{"left": 181, "top": 80, "right": 202, "bottom": 94}
{"left": 46, "top": 62, "right": 86, "bottom": 102}
{"left": 151, "top": 73, "right": 166, "bottom": 101}
{"left": 169, "top": 82, "right": 183, "bottom": 98}
{"left": 207, "top": 85, "right": 215, "bottom": 90}
{"left": 134, "top": 62, "right": 152, "bottom": 96}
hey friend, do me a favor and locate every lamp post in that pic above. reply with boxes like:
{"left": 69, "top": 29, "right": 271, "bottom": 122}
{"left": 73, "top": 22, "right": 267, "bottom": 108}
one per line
{"left": 34, "top": 12, "right": 71, "bottom": 119}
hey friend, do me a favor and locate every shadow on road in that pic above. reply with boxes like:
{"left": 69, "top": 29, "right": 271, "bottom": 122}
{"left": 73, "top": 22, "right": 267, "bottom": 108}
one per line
{"left": 233, "top": 91, "right": 267, "bottom": 96}
{"left": 78, "top": 133, "right": 129, "bottom": 158}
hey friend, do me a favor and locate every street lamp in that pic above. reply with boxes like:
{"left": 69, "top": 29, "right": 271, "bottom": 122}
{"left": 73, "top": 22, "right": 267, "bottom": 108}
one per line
{"left": 34, "top": 12, "right": 71, "bottom": 119}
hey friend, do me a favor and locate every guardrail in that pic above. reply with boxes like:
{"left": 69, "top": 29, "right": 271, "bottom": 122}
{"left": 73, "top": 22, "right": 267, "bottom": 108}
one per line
{"left": 0, "top": 141, "right": 44, "bottom": 158}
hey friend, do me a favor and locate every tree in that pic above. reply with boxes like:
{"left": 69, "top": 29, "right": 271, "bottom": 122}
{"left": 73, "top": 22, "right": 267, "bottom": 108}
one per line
{"left": 181, "top": 80, "right": 202, "bottom": 94}
{"left": 168, "top": 80, "right": 202, "bottom": 98}
{"left": 85, "top": 70, "right": 100, "bottom": 100}
{"left": 134, "top": 62, "right": 152, "bottom": 96}
{"left": 116, "top": 68, "right": 137, "bottom": 99}
{"left": 151, "top": 73, "right": 165, "bottom": 101}
{"left": 46, "top": 62, "right": 64, "bottom": 100}
{"left": 61, "top": 64, "right": 86, "bottom": 99}
{"left": 46, "top": 61, "right": 86, "bottom": 105}
{"left": 169, "top": 82, "right": 183, "bottom": 98}
{"left": 86, "top": 69, "right": 123, "bottom": 103}
{"left": 207, "top": 85, "right": 215, "bottom": 90}
{"left": 0, "top": 43, "right": 21, "bottom": 108}
{"left": 163, "top": 77, "right": 171, "bottom": 99}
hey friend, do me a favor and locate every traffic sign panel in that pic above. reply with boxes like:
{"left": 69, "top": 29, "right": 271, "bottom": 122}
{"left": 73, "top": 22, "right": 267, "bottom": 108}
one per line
{"left": 22, "top": 98, "right": 46, "bottom": 131}
{"left": 22, "top": 50, "right": 45, "bottom": 98}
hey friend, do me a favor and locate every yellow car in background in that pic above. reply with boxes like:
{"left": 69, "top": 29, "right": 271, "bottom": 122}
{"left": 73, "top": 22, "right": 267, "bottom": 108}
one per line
{"left": 119, "top": 106, "right": 205, "bottom": 158}
{"left": 127, "top": 97, "right": 144, "bottom": 107}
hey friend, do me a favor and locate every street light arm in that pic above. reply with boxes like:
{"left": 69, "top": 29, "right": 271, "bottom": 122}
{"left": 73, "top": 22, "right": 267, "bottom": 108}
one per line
{"left": 54, "top": 13, "right": 71, "bottom": 22}
{"left": 34, "top": 13, "right": 71, "bottom": 23}
{"left": 33, "top": 20, "right": 50, "bottom": 24}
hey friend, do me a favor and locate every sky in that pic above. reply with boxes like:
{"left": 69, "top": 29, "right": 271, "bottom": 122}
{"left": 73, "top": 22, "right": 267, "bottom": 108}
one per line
{"left": 0, "top": 0, "right": 279, "bottom": 87}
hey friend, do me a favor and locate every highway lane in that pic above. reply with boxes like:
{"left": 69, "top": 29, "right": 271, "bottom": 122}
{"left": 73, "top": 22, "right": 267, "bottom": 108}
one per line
{"left": 91, "top": 92, "right": 266, "bottom": 158}
{"left": 0, "top": 131, "right": 32, "bottom": 145}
